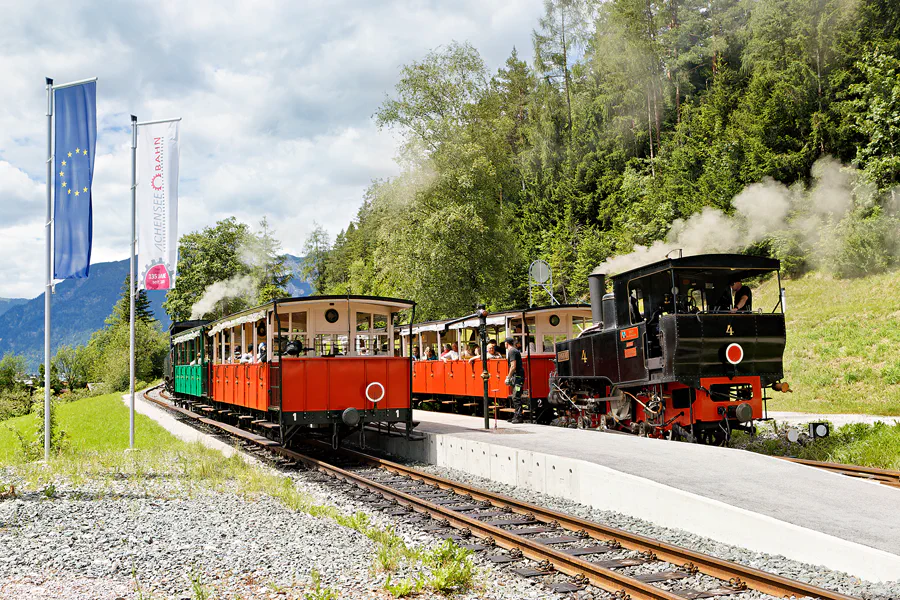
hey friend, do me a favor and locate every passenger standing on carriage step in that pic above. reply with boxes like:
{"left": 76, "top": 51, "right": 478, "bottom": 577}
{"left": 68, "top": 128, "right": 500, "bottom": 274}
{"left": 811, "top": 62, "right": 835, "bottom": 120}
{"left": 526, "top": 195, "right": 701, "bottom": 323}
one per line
{"left": 504, "top": 336, "right": 526, "bottom": 423}
{"left": 729, "top": 279, "right": 752, "bottom": 313}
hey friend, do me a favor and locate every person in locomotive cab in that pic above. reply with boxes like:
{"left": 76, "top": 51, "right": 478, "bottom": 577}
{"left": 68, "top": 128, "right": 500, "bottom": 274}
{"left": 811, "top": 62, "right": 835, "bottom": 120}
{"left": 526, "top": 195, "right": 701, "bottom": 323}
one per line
{"left": 504, "top": 336, "right": 526, "bottom": 423}
{"left": 729, "top": 279, "right": 752, "bottom": 313}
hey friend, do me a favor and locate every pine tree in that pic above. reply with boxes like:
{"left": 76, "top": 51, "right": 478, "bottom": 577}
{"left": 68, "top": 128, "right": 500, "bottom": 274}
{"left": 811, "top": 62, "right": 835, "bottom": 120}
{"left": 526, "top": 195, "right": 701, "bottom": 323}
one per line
{"left": 252, "top": 216, "right": 292, "bottom": 303}
{"left": 110, "top": 274, "right": 155, "bottom": 326}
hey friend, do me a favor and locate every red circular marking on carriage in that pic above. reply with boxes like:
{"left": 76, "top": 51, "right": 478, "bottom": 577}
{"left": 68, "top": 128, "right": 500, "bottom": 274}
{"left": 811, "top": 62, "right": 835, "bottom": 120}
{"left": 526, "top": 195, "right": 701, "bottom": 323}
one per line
{"left": 725, "top": 343, "right": 743, "bottom": 365}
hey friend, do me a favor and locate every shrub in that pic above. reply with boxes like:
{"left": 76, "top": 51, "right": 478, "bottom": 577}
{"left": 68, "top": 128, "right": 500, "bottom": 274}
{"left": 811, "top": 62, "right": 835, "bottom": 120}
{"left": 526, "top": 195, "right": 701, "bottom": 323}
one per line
{"left": 823, "top": 211, "right": 900, "bottom": 278}
{"left": 768, "top": 230, "right": 809, "bottom": 278}
{"left": 384, "top": 575, "right": 423, "bottom": 598}
{"left": 0, "top": 388, "right": 33, "bottom": 421}
{"left": 423, "top": 540, "right": 476, "bottom": 594}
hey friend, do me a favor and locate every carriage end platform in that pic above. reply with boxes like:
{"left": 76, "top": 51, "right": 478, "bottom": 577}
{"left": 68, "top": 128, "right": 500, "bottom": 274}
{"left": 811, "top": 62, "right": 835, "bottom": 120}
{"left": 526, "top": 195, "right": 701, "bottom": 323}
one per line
{"left": 352, "top": 410, "right": 900, "bottom": 583}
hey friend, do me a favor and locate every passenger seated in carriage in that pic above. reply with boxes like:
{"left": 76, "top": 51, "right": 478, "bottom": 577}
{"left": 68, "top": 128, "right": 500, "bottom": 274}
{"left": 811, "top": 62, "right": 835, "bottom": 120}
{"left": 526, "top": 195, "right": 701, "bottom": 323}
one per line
{"left": 459, "top": 342, "right": 478, "bottom": 360}
{"left": 424, "top": 346, "right": 438, "bottom": 360}
{"left": 241, "top": 345, "right": 254, "bottom": 363}
{"left": 440, "top": 343, "right": 459, "bottom": 361}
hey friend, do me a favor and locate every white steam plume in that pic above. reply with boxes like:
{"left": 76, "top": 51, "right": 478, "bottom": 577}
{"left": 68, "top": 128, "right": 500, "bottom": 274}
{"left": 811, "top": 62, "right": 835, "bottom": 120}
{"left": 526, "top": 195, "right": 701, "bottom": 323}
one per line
{"left": 189, "top": 274, "right": 257, "bottom": 320}
{"left": 594, "top": 156, "right": 862, "bottom": 275}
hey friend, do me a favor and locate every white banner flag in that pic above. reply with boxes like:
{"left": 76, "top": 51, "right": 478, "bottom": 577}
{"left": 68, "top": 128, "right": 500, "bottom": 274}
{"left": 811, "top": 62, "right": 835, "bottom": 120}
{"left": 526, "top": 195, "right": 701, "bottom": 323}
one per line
{"left": 137, "top": 120, "right": 179, "bottom": 290}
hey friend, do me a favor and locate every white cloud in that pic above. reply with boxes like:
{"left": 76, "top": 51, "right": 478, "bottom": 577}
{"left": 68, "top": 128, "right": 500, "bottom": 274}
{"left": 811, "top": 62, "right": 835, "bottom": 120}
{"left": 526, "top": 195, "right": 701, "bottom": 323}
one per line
{"left": 0, "top": 0, "right": 544, "bottom": 298}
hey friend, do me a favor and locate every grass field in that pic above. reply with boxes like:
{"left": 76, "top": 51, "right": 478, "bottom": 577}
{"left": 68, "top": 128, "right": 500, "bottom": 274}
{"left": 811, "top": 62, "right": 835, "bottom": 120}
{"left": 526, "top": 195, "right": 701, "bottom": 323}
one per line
{"left": 0, "top": 392, "right": 179, "bottom": 464}
{"left": 756, "top": 269, "right": 900, "bottom": 415}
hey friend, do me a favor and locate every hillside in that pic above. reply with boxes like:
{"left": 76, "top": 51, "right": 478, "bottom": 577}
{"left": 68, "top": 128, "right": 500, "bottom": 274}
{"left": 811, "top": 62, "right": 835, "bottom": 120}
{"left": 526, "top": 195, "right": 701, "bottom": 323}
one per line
{"left": 0, "top": 255, "right": 311, "bottom": 371}
{"left": 759, "top": 270, "right": 900, "bottom": 416}
{"left": 0, "top": 298, "right": 27, "bottom": 318}
{"left": 0, "top": 259, "right": 170, "bottom": 371}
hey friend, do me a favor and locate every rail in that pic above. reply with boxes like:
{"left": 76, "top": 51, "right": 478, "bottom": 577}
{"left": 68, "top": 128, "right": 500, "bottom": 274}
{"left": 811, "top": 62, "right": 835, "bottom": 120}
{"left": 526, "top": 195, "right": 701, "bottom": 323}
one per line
{"left": 778, "top": 456, "right": 900, "bottom": 489}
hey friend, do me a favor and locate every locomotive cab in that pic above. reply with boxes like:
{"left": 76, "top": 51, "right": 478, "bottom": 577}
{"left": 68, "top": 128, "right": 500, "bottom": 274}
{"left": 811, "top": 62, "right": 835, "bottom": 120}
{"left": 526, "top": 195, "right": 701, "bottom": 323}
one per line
{"left": 553, "top": 254, "right": 787, "bottom": 443}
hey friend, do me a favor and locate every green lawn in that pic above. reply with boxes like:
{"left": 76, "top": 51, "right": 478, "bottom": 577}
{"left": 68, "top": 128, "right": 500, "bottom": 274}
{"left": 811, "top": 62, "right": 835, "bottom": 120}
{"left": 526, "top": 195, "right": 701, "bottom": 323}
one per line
{"left": 0, "top": 392, "right": 180, "bottom": 464}
{"left": 756, "top": 269, "right": 900, "bottom": 415}
{"left": 732, "top": 421, "right": 900, "bottom": 470}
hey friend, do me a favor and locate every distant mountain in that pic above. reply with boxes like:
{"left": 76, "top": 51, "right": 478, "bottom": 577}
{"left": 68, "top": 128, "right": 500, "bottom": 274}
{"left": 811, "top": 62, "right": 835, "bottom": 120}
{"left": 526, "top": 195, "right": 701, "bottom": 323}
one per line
{"left": 0, "top": 298, "right": 27, "bottom": 318}
{"left": 0, "top": 254, "right": 312, "bottom": 371}
{"left": 0, "top": 259, "right": 170, "bottom": 371}
{"left": 284, "top": 254, "right": 314, "bottom": 297}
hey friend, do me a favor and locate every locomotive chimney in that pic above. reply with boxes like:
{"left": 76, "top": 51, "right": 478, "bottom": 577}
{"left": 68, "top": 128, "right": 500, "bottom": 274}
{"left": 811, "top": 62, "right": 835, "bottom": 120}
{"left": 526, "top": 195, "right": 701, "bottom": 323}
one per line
{"left": 588, "top": 273, "right": 606, "bottom": 326}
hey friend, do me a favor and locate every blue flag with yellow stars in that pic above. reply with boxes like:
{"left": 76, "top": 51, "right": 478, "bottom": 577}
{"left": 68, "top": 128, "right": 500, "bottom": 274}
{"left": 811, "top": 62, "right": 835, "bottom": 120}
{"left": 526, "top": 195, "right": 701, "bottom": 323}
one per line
{"left": 53, "top": 82, "right": 96, "bottom": 279}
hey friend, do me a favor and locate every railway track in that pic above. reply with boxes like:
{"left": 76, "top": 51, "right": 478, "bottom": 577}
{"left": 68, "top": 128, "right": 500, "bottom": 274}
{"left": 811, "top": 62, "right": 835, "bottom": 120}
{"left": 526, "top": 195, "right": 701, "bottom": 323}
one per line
{"left": 144, "top": 386, "right": 859, "bottom": 600}
{"left": 778, "top": 456, "right": 900, "bottom": 489}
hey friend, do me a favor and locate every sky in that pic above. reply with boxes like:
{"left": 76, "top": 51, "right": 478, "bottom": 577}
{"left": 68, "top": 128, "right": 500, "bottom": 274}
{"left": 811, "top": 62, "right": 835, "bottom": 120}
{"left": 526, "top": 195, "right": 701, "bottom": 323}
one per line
{"left": 0, "top": 0, "right": 544, "bottom": 299}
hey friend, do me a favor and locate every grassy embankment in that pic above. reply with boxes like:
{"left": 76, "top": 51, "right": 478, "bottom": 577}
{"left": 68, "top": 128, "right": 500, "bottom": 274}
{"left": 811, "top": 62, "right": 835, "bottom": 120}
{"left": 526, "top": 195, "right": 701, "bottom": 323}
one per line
{"left": 740, "top": 271, "right": 900, "bottom": 469}
{"left": 0, "top": 393, "right": 477, "bottom": 598}
{"left": 756, "top": 269, "right": 900, "bottom": 415}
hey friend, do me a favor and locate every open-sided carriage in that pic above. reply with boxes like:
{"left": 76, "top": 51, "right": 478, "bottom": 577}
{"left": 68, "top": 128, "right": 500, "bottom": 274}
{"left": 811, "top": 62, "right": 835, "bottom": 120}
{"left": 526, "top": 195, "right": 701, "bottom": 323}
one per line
{"left": 168, "top": 295, "right": 414, "bottom": 447}
{"left": 400, "top": 305, "right": 593, "bottom": 421}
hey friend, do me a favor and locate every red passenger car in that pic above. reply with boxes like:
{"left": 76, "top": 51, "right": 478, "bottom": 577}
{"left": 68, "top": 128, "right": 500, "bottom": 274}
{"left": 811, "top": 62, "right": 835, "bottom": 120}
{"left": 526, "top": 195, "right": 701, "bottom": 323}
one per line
{"left": 176, "top": 295, "right": 414, "bottom": 446}
{"left": 399, "top": 305, "right": 592, "bottom": 421}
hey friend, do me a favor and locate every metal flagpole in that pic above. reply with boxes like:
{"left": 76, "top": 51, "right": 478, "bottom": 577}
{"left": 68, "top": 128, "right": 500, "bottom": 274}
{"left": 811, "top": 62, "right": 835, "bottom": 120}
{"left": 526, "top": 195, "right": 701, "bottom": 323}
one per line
{"left": 44, "top": 77, "right": 53, "bottom": 461}
{"left": 129, "top": 115, "right": 137, "bottom": 448}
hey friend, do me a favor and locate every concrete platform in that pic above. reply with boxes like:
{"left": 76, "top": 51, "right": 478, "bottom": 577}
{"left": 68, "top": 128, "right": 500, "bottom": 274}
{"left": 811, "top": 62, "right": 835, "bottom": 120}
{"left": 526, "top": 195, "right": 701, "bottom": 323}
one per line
{"left": 358, "top": 410, "right": 900, "bottom": 583}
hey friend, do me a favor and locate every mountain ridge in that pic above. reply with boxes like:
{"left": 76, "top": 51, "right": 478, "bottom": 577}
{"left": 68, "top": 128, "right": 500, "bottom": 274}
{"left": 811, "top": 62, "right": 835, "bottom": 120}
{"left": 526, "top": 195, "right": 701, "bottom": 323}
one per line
{"left": 0, "top": 255, "right": 311, "bottom": 371}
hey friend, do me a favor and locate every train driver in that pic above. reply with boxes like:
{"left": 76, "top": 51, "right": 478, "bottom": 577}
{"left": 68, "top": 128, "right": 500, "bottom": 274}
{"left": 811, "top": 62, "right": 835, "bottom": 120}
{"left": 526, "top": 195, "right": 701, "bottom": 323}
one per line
{"left": 729, "top": 279, "right": 753, "bottom": 313}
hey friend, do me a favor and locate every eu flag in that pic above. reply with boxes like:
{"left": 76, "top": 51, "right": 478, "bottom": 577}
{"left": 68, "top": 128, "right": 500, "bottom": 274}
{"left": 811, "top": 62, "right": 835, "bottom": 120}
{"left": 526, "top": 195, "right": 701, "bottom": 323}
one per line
{"left": 54, "top": 82, "right": 96, "bottom": 279}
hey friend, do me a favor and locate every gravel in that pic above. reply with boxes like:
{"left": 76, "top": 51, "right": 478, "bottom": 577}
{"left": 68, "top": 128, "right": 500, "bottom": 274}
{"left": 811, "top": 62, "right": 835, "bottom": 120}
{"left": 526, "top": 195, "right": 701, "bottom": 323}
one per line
{"left": 0, "top": 414, "right": 583, "bottom": 600}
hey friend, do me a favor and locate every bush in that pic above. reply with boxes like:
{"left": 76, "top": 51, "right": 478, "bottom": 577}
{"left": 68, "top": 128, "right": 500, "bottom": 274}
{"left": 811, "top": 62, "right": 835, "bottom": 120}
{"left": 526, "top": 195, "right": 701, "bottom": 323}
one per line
{"left": 0, "top": 389, "right": 33, "bottom": 421}
{"left": 768, "top": 230, "right": 809, "bottom": 278}
{"left": 823, "top": 210, "right": 900, "bottom": 278}
{"left": 423, "top": 540, "right": 476, "bottom": 594}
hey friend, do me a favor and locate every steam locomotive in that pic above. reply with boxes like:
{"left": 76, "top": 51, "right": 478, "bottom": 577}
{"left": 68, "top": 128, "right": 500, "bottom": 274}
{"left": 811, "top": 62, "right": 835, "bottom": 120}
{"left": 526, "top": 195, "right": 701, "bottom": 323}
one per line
{"left": 548, "top": 254, "right": 788, "bottom": 444}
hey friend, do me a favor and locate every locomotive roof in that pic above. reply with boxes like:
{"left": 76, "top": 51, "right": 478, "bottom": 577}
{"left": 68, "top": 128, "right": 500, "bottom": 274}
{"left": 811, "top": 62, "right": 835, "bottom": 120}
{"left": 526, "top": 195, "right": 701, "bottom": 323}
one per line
{"left": 607, "top": 253, "right": 780, "bottom": 282}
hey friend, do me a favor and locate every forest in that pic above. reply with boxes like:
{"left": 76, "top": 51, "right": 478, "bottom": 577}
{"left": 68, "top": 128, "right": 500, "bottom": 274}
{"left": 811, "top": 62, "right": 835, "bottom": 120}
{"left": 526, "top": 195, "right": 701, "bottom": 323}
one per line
{"left": 304, "top": 0, "right": 900, "bottom": 321}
